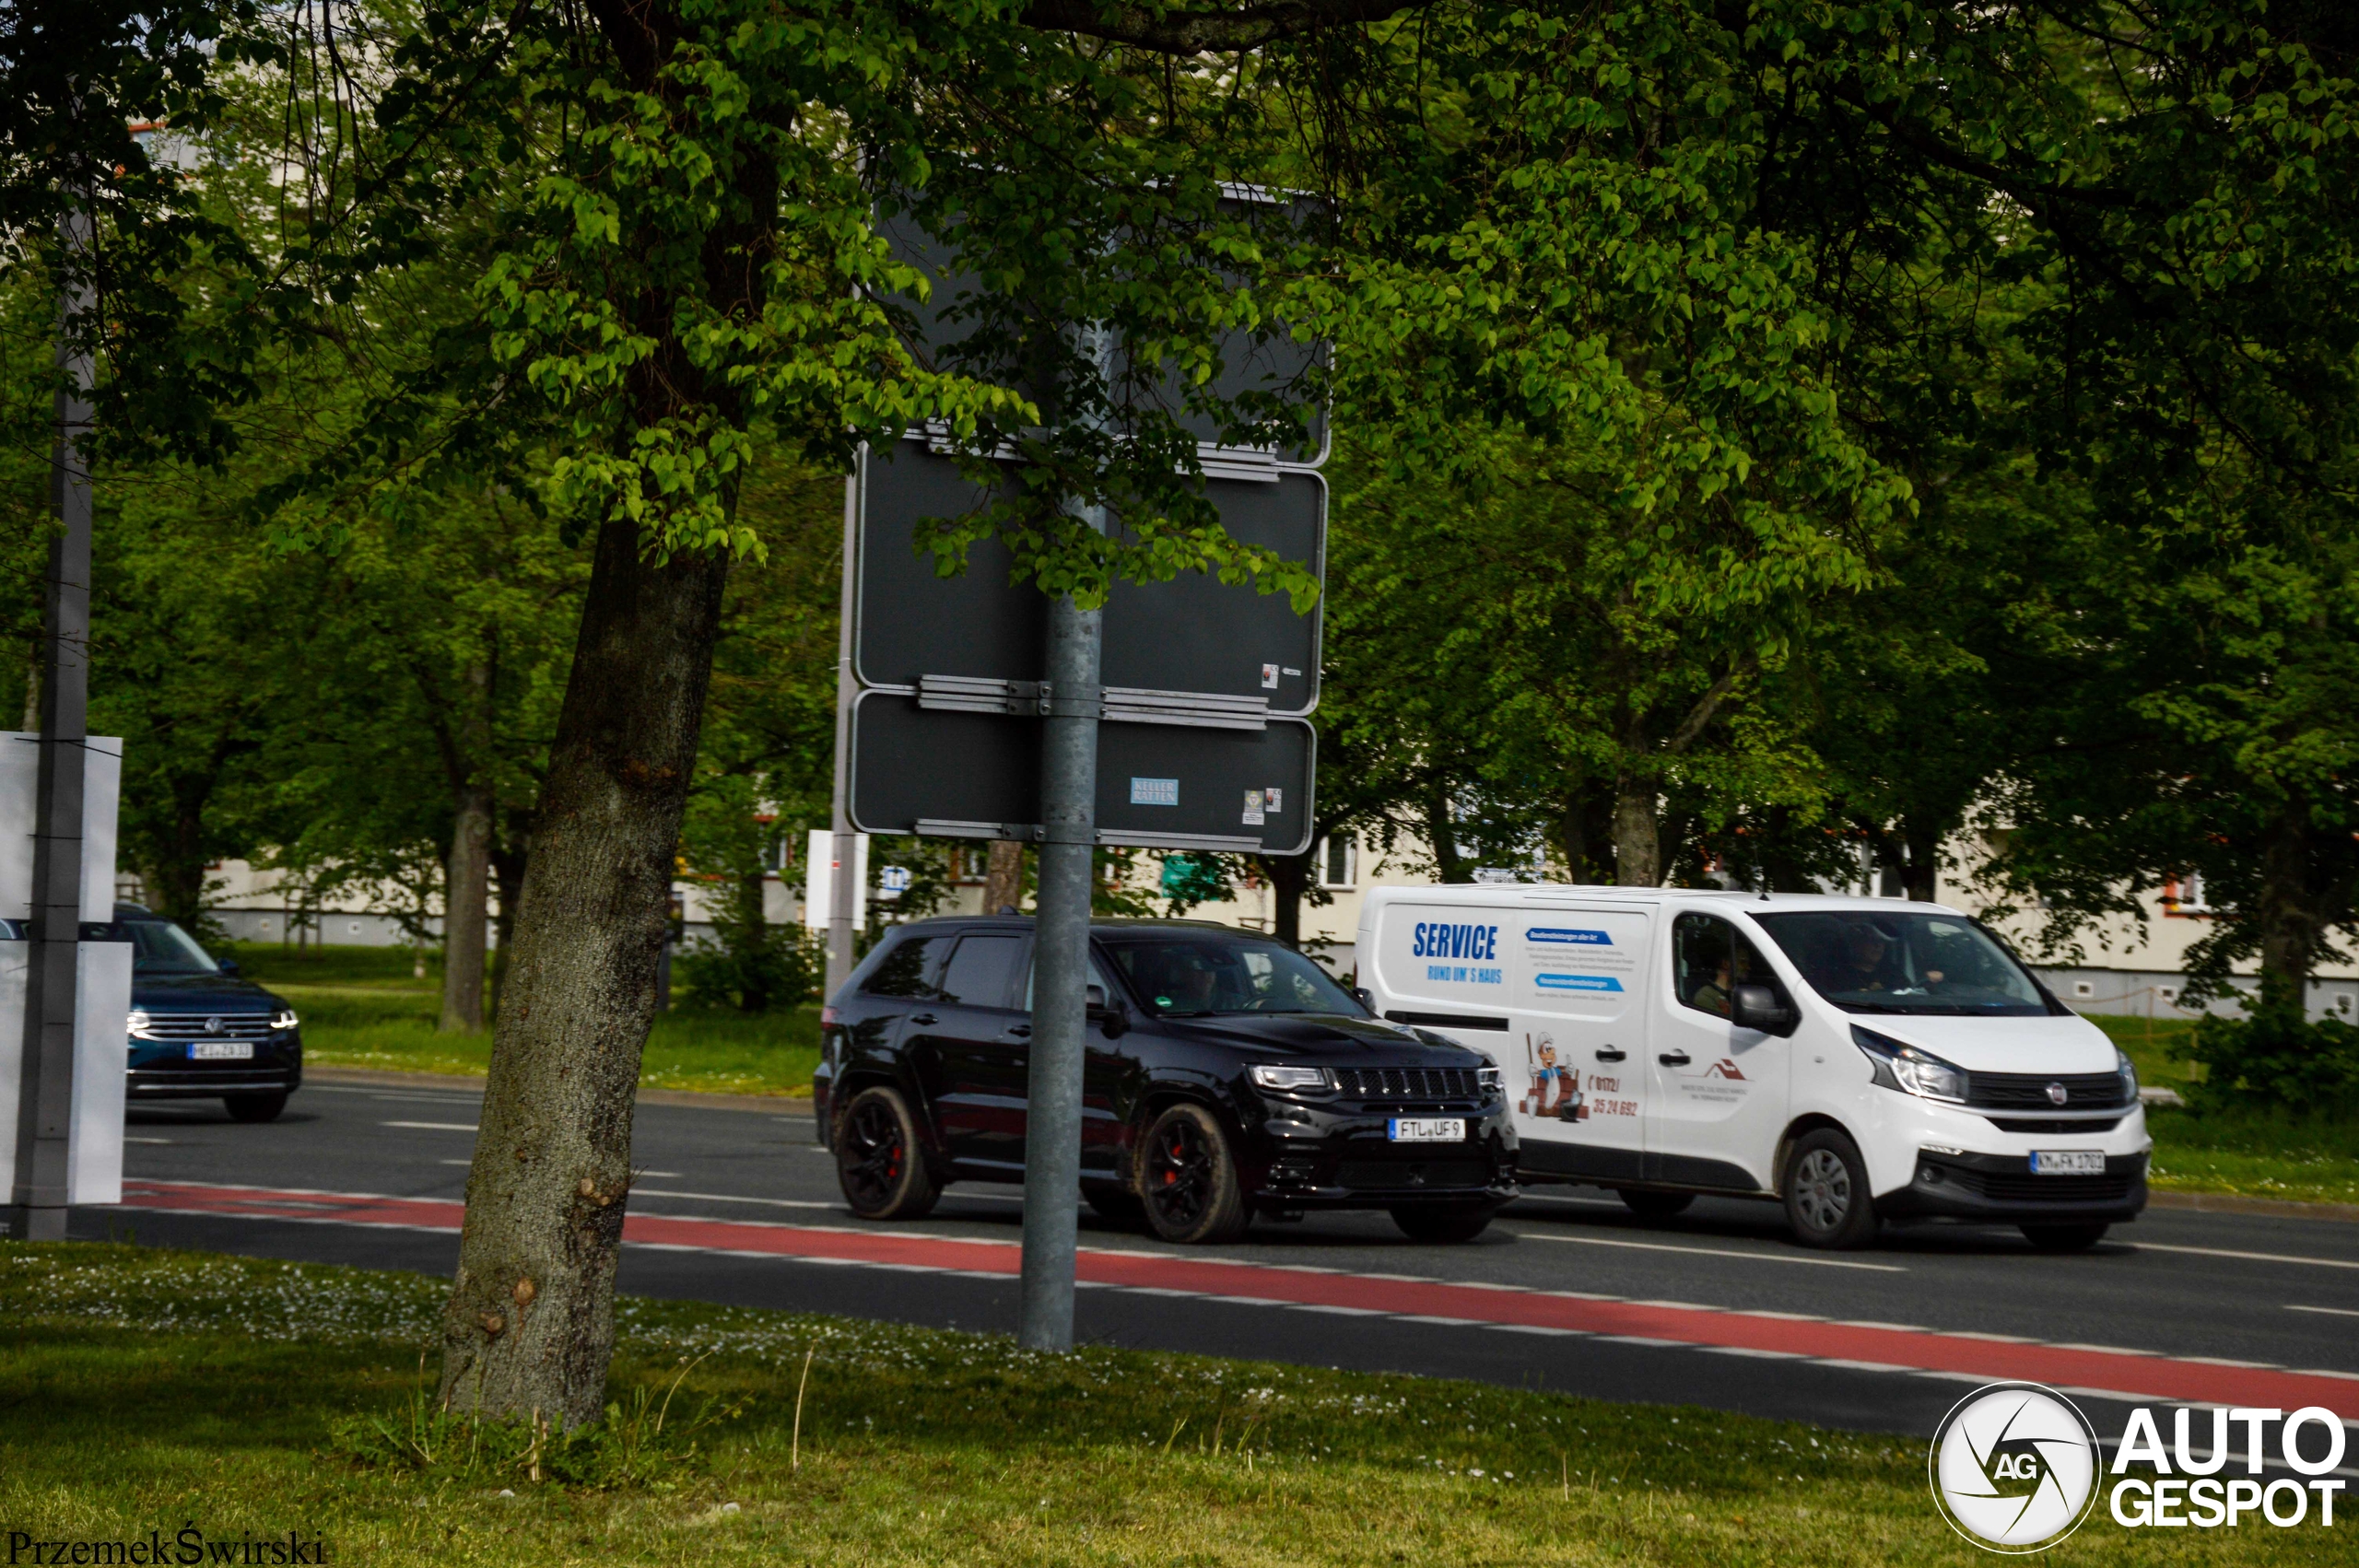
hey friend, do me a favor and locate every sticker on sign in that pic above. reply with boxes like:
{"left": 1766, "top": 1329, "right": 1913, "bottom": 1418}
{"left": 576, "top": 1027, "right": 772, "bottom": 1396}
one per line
{"left": 1131, "top": 777, "right": 1180, "bottom": 806}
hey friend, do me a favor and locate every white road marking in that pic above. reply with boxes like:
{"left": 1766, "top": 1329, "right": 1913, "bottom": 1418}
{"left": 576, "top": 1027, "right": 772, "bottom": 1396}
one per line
{"left": 632, "top": 1188, "right": 838, "bottom": 1210}
{"left": 2288, "top": 1304, "right": 2359, "bottom": 1318}
{"left": 631, "top": 1170, "right": 683, "bottom": 1178}
{"left": 2136, "top": 1241, "right": 2359, "bottom": 1270}
{"left": 1510, "top": 1231, "right": 1907, "bottom": 1272}
{"left": 381, "top": 1121, "right": 478, "bottom": 1132}
{"left": 123, "top": 1137, "right": 172, "bottom": 1145}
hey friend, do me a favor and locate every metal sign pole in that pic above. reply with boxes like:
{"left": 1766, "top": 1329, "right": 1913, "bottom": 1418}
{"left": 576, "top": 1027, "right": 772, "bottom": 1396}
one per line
{"left": 1017, "top": 587, "right": 1101, "bottom": 1352}
{"left": 824, "top": 451, "right": 863, "bottom": 1003}
{"left": 8, "top": 198, "right": 94, "bottom": 1242}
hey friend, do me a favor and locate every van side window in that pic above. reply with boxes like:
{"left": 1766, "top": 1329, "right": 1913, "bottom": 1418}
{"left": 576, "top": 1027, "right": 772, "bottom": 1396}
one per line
{"left": 1672, "top": 914, "right": 1778, "bottom": 1019}
{"left": 938, "top": 933, "right": 1024, "bottom": 1008}
{"left": 863, "top": 934, "right": 945, "bottom": 999}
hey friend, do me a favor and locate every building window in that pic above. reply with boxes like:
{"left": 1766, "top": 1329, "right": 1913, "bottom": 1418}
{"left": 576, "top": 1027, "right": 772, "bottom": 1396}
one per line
{"left": 2164, "top": 874, "right": 2216, "bottom": 917}
{"left": 1318, "top": 834, "right": 1356, "bottom": 889}
{"left": 2073, "top": 980, "right": 2094, "bottom": 998}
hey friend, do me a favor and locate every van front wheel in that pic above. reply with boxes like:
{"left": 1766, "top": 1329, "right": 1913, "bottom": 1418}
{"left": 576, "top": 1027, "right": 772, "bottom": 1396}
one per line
{"left": 1781, "top": 1129, "right": 1880, "bottom": 1250}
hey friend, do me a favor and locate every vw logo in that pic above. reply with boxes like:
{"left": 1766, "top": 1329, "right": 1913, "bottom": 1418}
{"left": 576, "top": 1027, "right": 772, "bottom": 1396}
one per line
{"left": 204, "top": 1016, "right": 225, "bottom": 1035}
{"left": 1930, "top": 1382, "right": 2102, "bottom": 1551}
{"left": 2046, "top": 1082, "right": 2068, "bottom": 1106}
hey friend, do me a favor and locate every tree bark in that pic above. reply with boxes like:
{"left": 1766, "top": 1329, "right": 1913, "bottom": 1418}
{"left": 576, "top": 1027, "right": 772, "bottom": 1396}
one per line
{"left": 981, "top": 838, "right": 1026, "bottom": 913}
{"left": 1612, "top": 778, "right": 1660, "bottom": 887}
{"left": 2255, "top": 802, "right": 2318, "bottom": 1005}
{"left": 488, "top": 813, "right": 530, "bottom": 1012}
{"left": 440, "top": 780, "right": 493, "bottom": 1032}
{"left": 435, "top": 517, "right": 730, "bottom": 1428}
{"left": 1900, "top": 815, "right": 1942, "bottom": 904}
{"left": 1259, "top": 851, "right": 1310, "bottom": 945}
{"left": 1424, "top": 782, "right": 1469, "bottom": 883}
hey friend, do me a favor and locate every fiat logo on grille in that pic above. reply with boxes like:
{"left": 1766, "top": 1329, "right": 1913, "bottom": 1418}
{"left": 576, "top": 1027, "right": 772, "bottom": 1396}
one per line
{"left": 2047, "top": 1081, "right": 2069, "bottom": 1106}
{"left": 204, "top": 1016, "right": 225, "bottom": 1035}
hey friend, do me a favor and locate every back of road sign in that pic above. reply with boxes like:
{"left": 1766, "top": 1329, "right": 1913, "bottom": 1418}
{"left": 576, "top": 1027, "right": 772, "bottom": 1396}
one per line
{"left": 853, "top": 439, "right": 1324, "bottom": 715}
{"left": 849, "top": 692, "right": 1315, "bottom": 856}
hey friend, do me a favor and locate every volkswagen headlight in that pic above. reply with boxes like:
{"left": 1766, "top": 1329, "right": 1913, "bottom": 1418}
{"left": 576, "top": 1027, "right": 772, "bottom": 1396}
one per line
{"left": 126, "top": 1009, "right": 152, "bottom": 1037}
{"left": 1249, "top": 1064, "right": 1331, "bottom": 1093}
{"left": 270, "top": 1007, "right": 299, "bottom": 1031}
{"left": 1852, "top": 1025, "right": 1967, "bottom": 1104}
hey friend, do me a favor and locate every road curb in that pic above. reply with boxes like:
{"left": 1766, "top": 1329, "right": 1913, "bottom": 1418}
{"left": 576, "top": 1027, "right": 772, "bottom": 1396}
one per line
{"left": 2148, "top": 1188, "right": 2359, "bottom": 1223}
{"left": 305, "top": 1065, "right": 813, "bottom": 1115}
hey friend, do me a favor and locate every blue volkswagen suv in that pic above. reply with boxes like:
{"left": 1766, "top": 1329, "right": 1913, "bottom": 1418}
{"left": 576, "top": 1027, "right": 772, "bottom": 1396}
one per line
{"left": 117, "top": 905, "right": 303, "bottom": 1120}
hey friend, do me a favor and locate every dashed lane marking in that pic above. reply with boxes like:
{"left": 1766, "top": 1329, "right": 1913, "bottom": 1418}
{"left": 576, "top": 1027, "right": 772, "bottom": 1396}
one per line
{"left": 380, "top": 1121, "right": 478, "bottom": 1132}
{"left": 2135, "top": 1241, "right": 2359, "bottom": 1270}
{"left": 1510, "top": 1231, "right": 1907, "bottom": 1272}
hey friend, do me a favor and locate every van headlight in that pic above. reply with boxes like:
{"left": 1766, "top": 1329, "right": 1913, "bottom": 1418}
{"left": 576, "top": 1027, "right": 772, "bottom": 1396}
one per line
{"left": 2116, "top": 1048, "right": 2138, "bottom": 1103}
{"left": 1249, "top": 1064, "right": 1331, "bottom": 1093}
{"left": 1852, "top": 1025, "right": 1967, "bottom": 1104}
{"left": 270, "top": 1007, "right": 299, "bottom": 1031}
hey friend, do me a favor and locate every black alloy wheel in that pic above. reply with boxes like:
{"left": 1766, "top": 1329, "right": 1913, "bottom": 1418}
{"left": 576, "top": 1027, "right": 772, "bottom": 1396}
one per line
{"left": 1137, "top": 1103, "right": 1248, "bottom": 1244}
{"left": 2021, "top": 1222, "right": 2110, "bottom": 1252}
{"left": 1390, "top": 1204, "right": 1494, "bottom": 1243}
{"left": 1780, "top": 1127, "right": 1882, "bottom": 1250}
{"left": 223, "top": 1093, "right": 288, "bottom": 1123}
{"left": 1617, "top": 1188, "right": 1696, "bottom": 1223}
{"left": 835, "top": 1085, "right": 940, "bottom": 1220}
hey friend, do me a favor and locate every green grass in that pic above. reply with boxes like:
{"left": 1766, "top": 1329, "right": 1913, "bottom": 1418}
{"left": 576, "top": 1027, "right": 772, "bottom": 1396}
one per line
{"left": 2081, "top": 1014, "right": 2359, "bottom": 1206}
{"left": 223, "top": 942, "right": 820, "bottom": 1098}
{"left": 0, "top": 1241, "right": 2321, "bottom": 1567}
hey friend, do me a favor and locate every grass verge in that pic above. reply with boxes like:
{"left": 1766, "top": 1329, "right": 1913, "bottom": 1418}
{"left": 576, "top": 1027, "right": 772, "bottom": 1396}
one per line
{"left": 2084, "top": 1015, "right": 2359, "bottom": 1206}
{"left": 222, "top": 942, "right": 820, "bottom": 1097}
{"left": 0, "top": 1241, "right": 2320, "bottom": 1566}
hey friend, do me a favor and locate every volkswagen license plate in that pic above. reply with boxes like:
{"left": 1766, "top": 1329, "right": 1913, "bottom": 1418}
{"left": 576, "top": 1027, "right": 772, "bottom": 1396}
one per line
{"left": 188, "top": 1040, "right": 253, "bottom": 1061}
{"left": 2030, "top": 1149, "right": 2106, "bottom": 1176}
{"left": 1388, "top": 1117, "right": 1464, "bottom": 1143}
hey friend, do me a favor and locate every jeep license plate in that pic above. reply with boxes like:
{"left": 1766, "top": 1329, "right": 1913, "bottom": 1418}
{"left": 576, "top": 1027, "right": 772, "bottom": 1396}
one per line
{"left": 2030, "top": 1149, "right": 2105, "bottom": 1176}
{"left": 188, "top": 1040, "right": 254, "bottom": 1061}
{"left": 1389, "top": 1117, "right": 1464, "bottom": 1143}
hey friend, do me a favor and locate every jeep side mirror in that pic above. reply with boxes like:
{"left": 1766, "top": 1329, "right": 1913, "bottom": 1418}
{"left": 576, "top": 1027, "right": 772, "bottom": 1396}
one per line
{"left": 1086, "top": 984, "right": 1129, "bottom": 1037}
{"left": 1086, "top": 984, "right": 1106, "bottom": 1010}
{"left": 1731, "top": 984, "right": 1796, "bottom": 1035}
{"left": 1352, "top": 986, "right": 1376, "bottom": 1012}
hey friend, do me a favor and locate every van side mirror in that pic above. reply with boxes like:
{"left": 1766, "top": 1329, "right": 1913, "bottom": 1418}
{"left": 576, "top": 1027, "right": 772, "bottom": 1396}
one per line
{"left": 1731, "top": 984, "right": 1796, "bottom": 1035}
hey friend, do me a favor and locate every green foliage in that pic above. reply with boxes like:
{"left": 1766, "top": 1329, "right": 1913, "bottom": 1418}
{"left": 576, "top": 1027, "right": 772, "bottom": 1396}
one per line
{"left": 1156, "top": 852, "right": 1236, "bottom": 917}
{"left": 2177, "top": 987, "right": 2359, "bottom": 1117}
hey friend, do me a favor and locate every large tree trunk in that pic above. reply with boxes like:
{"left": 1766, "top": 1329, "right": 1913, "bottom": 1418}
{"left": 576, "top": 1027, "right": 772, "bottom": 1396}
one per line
{"left": 981, "top": 838, "right": 1025, "bottom": 913}
{"left": 1424, "top": 782, "right": 1470, "bottom": 883}
{"left": 436, "top": 517, "right": 730, "bottom": 1427}
{"left": 1612, "top": 778, "right": 1660, "bottom": 887}
{"left": 440, "top": 657, "right": 497, "bottom": 1032}
{"left": 2255, "top": 802, "right": 2318, "bottom": 1007}
{"left": 440, "top": 781, "right": 493, "bottom": 1032}
{"left": 1900, "top": 815, "right": 1942, "bottom": 904}
{"left": 1260, "top": 851, "right": 1310, "bottom": 945}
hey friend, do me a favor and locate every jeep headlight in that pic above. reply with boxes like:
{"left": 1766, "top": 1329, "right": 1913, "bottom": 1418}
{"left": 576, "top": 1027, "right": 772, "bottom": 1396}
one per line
{"left": 1249, "top": 1064, "right": 1331, "bottom": 1093}
{"left": 1852, "top": 1025, "right": 1967, "bottom": 1104}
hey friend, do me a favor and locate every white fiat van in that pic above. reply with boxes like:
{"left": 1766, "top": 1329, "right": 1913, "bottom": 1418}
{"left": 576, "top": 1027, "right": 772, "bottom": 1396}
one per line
{"left": 1356, "top": 886, "right": 2149, "bottom": 1250}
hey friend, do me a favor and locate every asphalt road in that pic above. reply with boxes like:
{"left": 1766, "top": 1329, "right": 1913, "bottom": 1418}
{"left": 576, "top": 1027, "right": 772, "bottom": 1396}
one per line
{"left": 76, "top": 1079, "right": 2359, "bottom": 1453}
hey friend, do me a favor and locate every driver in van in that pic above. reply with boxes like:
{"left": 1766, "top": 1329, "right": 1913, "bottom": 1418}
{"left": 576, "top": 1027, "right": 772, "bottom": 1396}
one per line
{"left": 1835, "top": 920, "right": 1909, "bottom": 993}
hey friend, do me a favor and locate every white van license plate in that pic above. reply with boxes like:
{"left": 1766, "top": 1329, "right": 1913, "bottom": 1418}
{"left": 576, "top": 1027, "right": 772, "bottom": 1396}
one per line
{"left": 189, "top": 1041, "right": 253, "bottom": 1060}
{"left": 1389, "top": 1117, "right": 1465, "bottom": 1143}
{"left": 2030, "top": 1150, "right": 2106, "bottom": 1176}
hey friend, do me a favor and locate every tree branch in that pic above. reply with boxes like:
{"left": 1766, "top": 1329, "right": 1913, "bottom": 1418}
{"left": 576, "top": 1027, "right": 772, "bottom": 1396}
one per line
{"left": 1019, "top": 0, "right": 1428, "bottom": 53}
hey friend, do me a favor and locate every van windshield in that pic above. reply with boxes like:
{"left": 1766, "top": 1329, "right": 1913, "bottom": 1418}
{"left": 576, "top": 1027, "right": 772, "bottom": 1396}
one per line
{"left": 1106, "top": 933, "right": 1360, "bottom": 1018}
{"left": 1750, "top": 912, "right": 2057, "bottom": 1017}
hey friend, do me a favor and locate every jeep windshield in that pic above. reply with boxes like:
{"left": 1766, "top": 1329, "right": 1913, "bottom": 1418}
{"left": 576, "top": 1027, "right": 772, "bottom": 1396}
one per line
{"left": 1106, "top": 933, "right": 1359, "bottom": 1018}
{"left": 1750, "top": 911, "right": 2059, "bottom": 1017}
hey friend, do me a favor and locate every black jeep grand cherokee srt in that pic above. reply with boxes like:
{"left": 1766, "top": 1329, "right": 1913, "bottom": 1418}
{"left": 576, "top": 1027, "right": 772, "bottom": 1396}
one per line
{"left": 814, "top": 918, "right": 1517, "bottom": 1243}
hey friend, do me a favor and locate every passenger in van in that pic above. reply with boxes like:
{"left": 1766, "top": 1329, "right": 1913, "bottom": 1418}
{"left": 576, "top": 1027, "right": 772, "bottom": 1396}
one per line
{"left": 1690, "top": 958, "right": 1734, "bottom": 1018}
